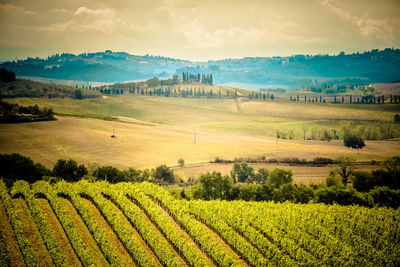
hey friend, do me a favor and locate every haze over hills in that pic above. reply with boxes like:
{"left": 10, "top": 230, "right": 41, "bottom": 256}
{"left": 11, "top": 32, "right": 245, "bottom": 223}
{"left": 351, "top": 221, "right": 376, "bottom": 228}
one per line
{"left": 1, "top": 48, "right": 400, "bottom": 90}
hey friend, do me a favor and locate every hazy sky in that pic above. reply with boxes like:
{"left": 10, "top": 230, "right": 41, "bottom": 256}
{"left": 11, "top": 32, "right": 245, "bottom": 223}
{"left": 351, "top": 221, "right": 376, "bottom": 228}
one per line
{"left": 0, "top": 0, "right": 399, "bottom": 61}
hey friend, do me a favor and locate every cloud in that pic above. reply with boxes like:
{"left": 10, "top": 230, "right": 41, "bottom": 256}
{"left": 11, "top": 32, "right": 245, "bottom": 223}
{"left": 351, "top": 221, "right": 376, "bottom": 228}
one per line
{"left": 52, "top": 8, "right": 68, "bottom": 13}
{"left": 170, "top": 14, "right": 323, "bottom": 49}
{"left": 74, "top": 6, "right": 114, "bottom": 16}
{"left": 0, "top": 3, "right": 36, "bottom": 15}
{"left": 319, "top": 0, "right": 399, "bottom": 41}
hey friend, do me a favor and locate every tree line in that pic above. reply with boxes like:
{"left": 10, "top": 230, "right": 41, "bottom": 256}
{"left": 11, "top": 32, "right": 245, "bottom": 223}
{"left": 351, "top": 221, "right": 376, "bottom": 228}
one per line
{"left": 184, "top": 156, "right": 400, "bottom": 208}
{"left": 0, "top": 68, "right": 101, "bottom": 99}
{"left": 248, "top": 91, "right": 275, "bottom": 100}
{"left": 289, "top": 94, "right": 400, "bottom": 104}
{"left": 1, "top": 153, "right": 399, "bottom": 208}
{"left": 0, "top": 102, "right": 55, "bottom": 123}
{"left": 0, "top": 154, "right": 180, "bottom": 188}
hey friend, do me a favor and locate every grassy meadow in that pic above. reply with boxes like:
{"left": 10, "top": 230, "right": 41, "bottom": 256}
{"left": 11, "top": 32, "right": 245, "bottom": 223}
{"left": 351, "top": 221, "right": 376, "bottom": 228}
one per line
{"left": 1, "top": 94, "right": 400, "bottom": 184}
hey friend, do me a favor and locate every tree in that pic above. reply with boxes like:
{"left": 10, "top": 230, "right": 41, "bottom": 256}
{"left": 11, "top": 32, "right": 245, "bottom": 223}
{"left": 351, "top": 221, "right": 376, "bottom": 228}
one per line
{"left": 344, "top": 134, "right": 365, "bottom": 149}
{"left": 146, "top": 77, "right": 161, "bottom": 87}
{"left": 268, "top": 168, "right": 293, "bottom": 188}
{"left": 154, "top": 164, "right": 175, "bottom": 183}
{"left": 251, "top": 168, "right": 269, "bottom": 184}
{"left": 74, "top": 89, "right": 83, "bottom": 99}
{"left": 325, "top": 171, "right": 342, "bottom": 187}
{"left": 177, "top": 159, "right": 185, "bottom": 167}
{"left": 197, "top": 171, "right": 233, "bottom": 200}
{"left": 0, "top": 68, "right": 16, "bottom": 82}
{"left": 394, "top": 114, "right": 400, "bottom": 123}
{"left": 335, "top": 156, "right": 356, "bottom": 185}
{"left": 294, "top": 184, "right": 314, "bottom": 203}
{"left": 351, "top": 171, "right": 375, "bottom": 192}
{"left": 53, "top": 159, "right": 88, "bottom": 182}
{"left": 383, "top": 155, "right": 400, "bottom": 177}
{"left": 123, "top": 167, "right": 146, "bottom": 182}
{"left": 230, "top": 162, "right": 254, "bottom": 183}
{"left": 273, "top": 183, "right": 296, "bottom": 202}
{"left": 93, "top": 166, "right": 126, "bottom": 183}
{"left": 0, "top": 153, "right": 50, "bottom": 187}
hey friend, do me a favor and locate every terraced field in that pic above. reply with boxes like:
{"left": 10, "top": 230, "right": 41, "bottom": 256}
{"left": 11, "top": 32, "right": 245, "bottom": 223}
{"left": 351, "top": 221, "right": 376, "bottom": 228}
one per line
{"left": 1, "top": 180, "right": 399, "bottom": 266}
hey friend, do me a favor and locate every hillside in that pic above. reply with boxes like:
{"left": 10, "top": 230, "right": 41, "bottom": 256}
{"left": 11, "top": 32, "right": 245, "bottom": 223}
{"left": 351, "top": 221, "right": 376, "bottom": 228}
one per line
{"left": 1, "top": 96, "right": 400, "bottom": 172}
{"left": 0, "top": 78, "right": 101, "bottom": 99}
{"left": 1, "top": 180, "right": 399, "bottom": 266}
{"left": 2, "top": 49, "right": 400, "bottom": 88}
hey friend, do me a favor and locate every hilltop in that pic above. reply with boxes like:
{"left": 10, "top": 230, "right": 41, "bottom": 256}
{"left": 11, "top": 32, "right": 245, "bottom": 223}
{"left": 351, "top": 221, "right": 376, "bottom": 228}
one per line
{"left": 1, "top": 48, "right": 400, "bottom": 89}
{"left": 0, "top": 78, "right": 101, "bottom": 99}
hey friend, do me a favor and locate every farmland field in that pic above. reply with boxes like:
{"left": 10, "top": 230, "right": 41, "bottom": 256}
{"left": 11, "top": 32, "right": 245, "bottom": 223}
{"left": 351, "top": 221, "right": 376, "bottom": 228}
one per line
{"left": 2, "top": 95, "right": 400, "bottom": 177}
{"left": 1, "top": 180, "right": 399, "bottom": 267}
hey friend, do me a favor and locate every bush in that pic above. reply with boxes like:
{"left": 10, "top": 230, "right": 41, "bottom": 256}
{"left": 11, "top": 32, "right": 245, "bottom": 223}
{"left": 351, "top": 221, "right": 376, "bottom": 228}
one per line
{"left": 311, "top": 157, "right": 334, "bottom": 165}
{"left": 344, "top": 134, "right": 365, "bottom": 149}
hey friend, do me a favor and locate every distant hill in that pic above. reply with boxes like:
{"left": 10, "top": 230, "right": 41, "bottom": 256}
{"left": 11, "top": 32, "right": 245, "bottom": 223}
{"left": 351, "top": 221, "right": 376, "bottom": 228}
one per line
{"left": 0, "top": 78, "right": 101, "bottom": 99}
{"left": 1, "top": 48, "right": 400, "bottom": 89}
{"left": 372, "top": 82, "right": 400, "bottom": 96}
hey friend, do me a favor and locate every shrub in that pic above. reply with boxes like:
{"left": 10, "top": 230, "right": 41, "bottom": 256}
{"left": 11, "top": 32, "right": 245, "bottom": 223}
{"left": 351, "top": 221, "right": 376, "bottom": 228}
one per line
{"left": 311, "top": 157, "right": 335, "bottom": 165}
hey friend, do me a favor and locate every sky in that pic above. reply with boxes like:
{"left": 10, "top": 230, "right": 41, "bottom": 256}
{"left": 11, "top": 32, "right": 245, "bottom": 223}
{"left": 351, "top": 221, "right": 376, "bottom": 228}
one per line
{"left": 0, "top": 0, "right": 399, "bottom": 61}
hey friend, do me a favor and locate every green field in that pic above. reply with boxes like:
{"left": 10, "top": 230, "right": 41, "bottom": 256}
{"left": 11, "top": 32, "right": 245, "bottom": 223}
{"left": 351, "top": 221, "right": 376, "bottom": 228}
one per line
{"left": 1, "top": 180, "right": 399, "bottom": 266}
{"left": 1, "top": 95, "right": 400, "bottom": 174}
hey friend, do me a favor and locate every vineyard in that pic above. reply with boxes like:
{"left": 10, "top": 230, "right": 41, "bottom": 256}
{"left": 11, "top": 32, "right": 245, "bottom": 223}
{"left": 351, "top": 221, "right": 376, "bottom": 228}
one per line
{"left": 0, "top": 180, "right": 399, "bottom": 266}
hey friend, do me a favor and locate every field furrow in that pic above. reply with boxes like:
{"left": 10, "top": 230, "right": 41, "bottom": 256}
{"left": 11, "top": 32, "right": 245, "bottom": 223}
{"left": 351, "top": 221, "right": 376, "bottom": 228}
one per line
{"left": 36, "top": 198, "right": 81, "bottom": 267}
{"left": 79, "top": 197, "right": 135, "bottom": 266}
{"left": 12, "top": 198, "right": 53, "bottom": 267}
{"left": 0, "top": 200, "right": 25, "bottom": 267}
{"left": 59, "top": 198, "right": 108, "bottom": 266}
{"left": 77, "top": 186, "right": 161, "bottom": 266}
{"left": 101, "top": 190, "right": 187, "bottom": 266}
{"left": 126, "top": 191, "right": 215, "bottom": 266}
